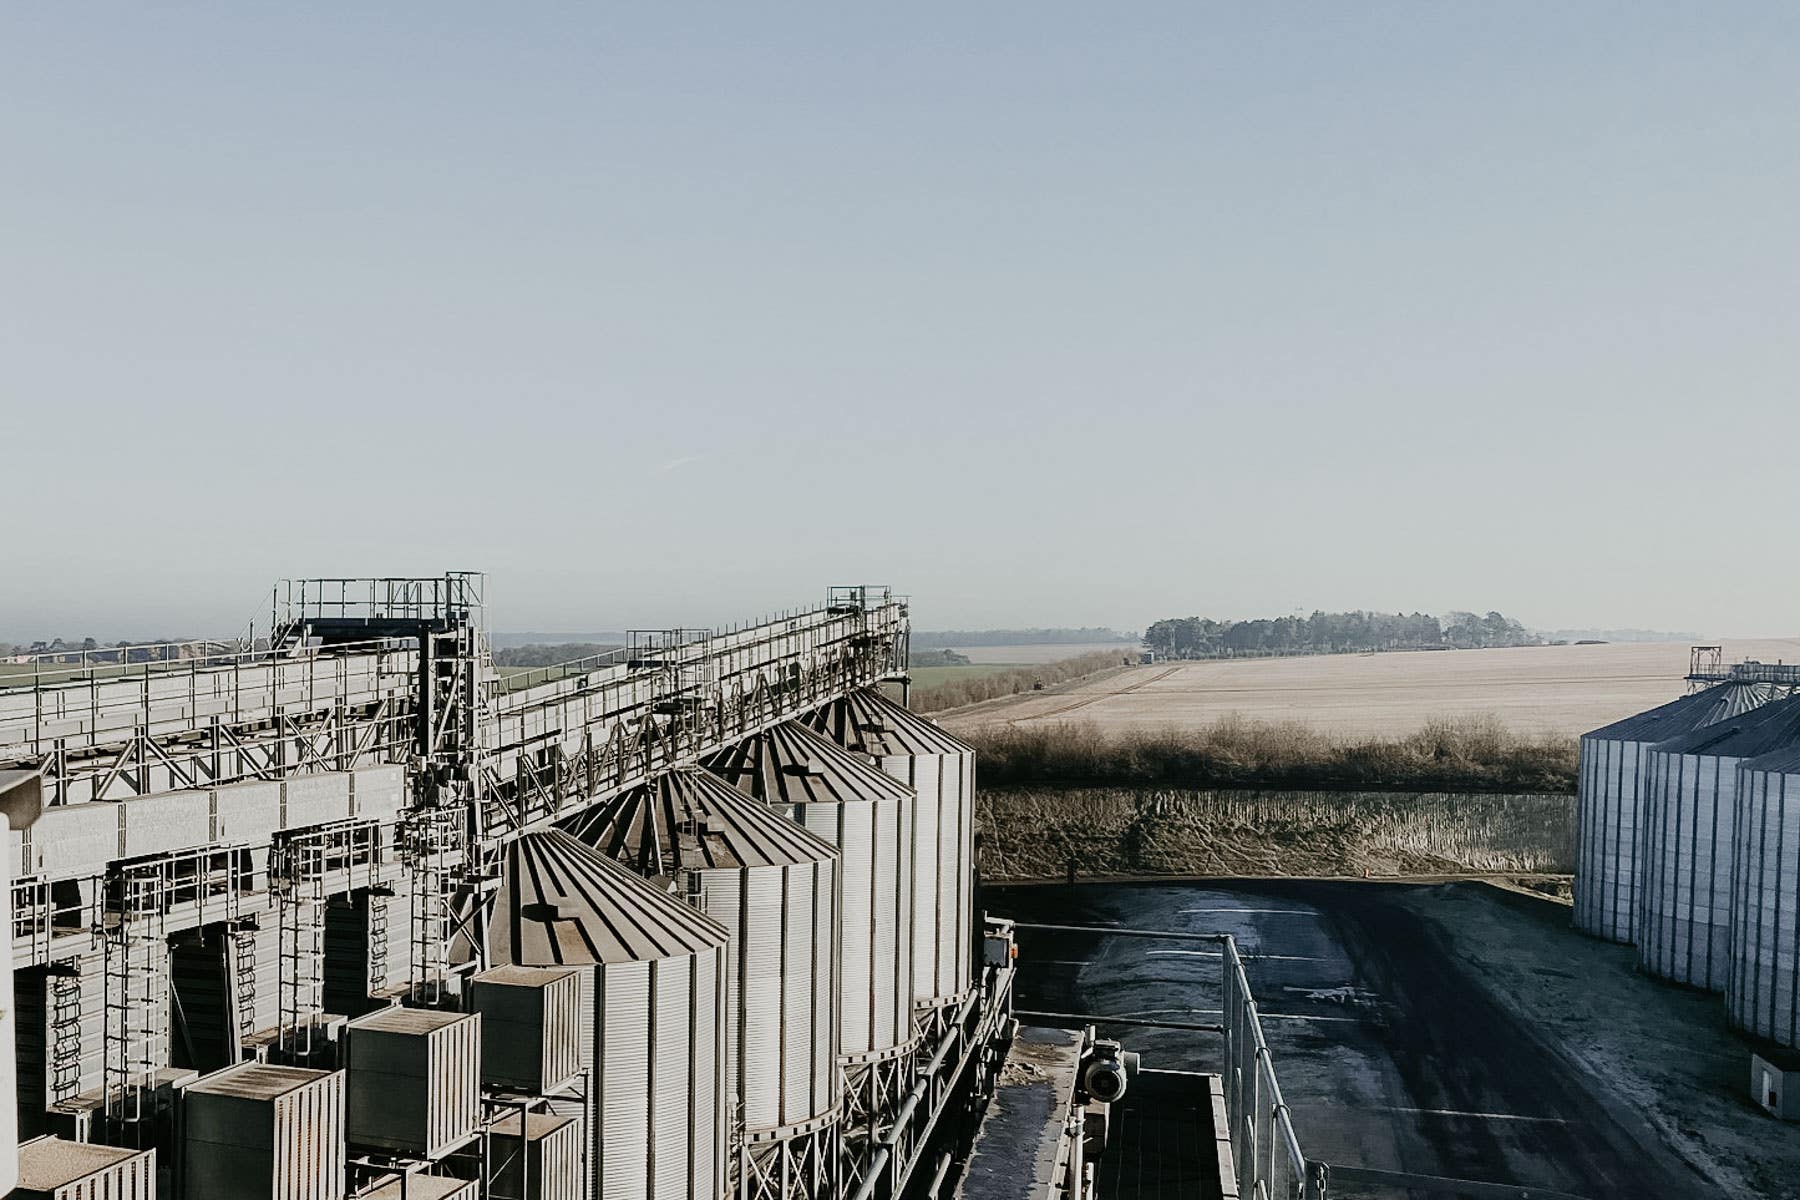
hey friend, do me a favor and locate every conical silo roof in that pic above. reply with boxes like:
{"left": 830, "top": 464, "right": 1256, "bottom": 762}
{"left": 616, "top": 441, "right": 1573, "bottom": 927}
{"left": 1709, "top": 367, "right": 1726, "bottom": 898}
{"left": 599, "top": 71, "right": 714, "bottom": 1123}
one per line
{"left": 705, "top": 719, "right": 915, "bottom": 807}
{"left": 1740, "top": 744, "right": 1800, "bottom": 778}
{"left": 1652, "top": 694, "right": 1800, "bottom": 759}
{"left": 1585, "top": 681, "right": 1779, "bottom": 742}
{"left": 489, "top": 828, "right": 727, "bottom": 967}
{"left": 575, "top": 767, "right": 839, "bottom": 875}
{"left": 806, "top": 688, "right": 973, "bottom": 758}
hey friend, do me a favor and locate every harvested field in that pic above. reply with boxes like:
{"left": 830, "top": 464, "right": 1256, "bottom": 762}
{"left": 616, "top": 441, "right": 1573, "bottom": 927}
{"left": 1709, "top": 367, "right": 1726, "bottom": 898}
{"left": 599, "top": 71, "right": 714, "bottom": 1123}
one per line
{"left": 944, "top": 638, "right": 1800, "bottom": 739}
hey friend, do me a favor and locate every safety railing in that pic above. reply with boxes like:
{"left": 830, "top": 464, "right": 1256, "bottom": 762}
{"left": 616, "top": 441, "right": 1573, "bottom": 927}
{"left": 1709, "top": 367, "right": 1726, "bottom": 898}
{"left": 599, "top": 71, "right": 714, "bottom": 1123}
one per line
{"left": 1221, "top": 936, "right": 1325, "bottom": 1200}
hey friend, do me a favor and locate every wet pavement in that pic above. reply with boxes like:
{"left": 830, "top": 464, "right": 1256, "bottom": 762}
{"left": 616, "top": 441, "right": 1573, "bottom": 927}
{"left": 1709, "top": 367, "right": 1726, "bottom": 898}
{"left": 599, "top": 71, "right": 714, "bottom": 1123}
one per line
{"left": 988, "top": 879, "right": 1706, "bottom": 1199}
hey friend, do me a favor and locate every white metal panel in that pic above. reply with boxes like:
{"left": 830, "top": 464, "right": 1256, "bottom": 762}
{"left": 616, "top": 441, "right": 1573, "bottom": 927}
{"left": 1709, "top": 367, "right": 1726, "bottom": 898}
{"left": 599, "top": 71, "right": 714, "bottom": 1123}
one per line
{"left": 29, "top": 803, "right": 118, "bottom": 877}
{"left": 651, "top": 956, "right": 691, "bottom": 1200}
{"left": 740, "top": 869, "right": 782, "bottom": 1131}
{"left": 870, "top": 797, "right": 903, "bottom": 1049}
{"left": 781, "top": 863, "right": 812, "bottom": 1126}
{"left": 819, "top": 801, "right": 873, "bottom": 1055}
{"left": 701, "top": 871, "right": 744, "bottom": 1128}
{"left": 284, "top": 774, "right": 353, "bottom": 830}
{"left": 351, "top": 765, "right": 407, "bottom": 820}
{"left": 910, "top": 770, "right": 943, "bottom": 1001}
{"left": 121, "top": 789, "right": 213, "bottom": 858}
{"left": 213, "top": 780, "right": 283, "bottom": 847}
{"left": 599, "top": 962, "right": 650, "bottom": 1200}
{"left": 1638, "top": 750, "right": 1738, "bottom": 990}
{"left": 813, "top": 857, "right": 838, "bottom": 1115}
{"left": 691, "top": 945, "right": 724, "bottom": 1200}
{"left": 1729, "top": 762, "right": 1800, "bottom": 1045}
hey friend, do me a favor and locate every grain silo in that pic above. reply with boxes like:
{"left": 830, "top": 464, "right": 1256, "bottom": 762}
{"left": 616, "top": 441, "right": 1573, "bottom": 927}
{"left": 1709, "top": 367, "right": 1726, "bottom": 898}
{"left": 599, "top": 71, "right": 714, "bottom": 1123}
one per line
{"left": 705, "top": 721, "right": 917, "bottom": 1134}
{"left": 574, "top": 768, "right": 843, "bottom": 1200}
{"left": 806, "top": 689, "right": 975, "bottom": 1025}
{"left": 1728, "top": 746, "right": 1800, "bottom": 1046}
{"left": 1638, "top": 695, "right": 1800, "bottom": 990}
{"left": 487, "top": 829, "right": 729, "bottom": 1200}
{"left": 1574, "top": 682, "right": 1777, "bottom": 944}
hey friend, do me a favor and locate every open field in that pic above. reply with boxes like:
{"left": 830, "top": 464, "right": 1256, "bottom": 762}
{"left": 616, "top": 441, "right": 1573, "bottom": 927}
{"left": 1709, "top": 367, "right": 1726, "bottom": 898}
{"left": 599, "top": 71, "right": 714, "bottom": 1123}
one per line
{"left": 944, "top": 638, "right": 1800, "bottom": 739}
{"left": 950, "top": 641, "right": 1137, "bottom": 664}
{"left": 904, "top": 662, "right": 1024, "bottom": 691}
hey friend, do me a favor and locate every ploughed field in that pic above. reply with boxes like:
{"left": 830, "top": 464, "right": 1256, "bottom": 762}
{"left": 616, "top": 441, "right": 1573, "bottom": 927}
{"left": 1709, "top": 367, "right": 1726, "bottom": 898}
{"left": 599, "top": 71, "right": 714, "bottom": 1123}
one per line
{"left": 944, "top": 638, "right": 1800, "bottom": 739}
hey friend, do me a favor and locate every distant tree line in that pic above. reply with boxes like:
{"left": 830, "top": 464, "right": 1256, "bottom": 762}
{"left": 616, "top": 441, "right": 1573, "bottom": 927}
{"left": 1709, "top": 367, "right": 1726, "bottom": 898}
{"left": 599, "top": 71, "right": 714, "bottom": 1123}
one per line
{"left": 911, "top": 627, "right": 1135, "bottom": 650}
{"left": 1142, "top": 610, "right": 1540, "bottom": 658}
{"left": 909, "top": 648, "right": 972, "bottom": 667}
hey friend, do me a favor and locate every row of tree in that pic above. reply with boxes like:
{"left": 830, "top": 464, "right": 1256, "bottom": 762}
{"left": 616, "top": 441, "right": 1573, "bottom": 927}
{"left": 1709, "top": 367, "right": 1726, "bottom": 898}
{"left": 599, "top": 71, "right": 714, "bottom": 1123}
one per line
{"left": 1141, "top": 610, "right": 1539, "bottom": 658}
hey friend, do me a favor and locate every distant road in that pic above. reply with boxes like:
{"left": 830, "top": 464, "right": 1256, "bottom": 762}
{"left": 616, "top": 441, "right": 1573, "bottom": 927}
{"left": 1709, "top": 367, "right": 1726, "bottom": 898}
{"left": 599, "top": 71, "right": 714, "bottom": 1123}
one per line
{"left": 941, "top": 639, "right": 1800, "bottom": 739}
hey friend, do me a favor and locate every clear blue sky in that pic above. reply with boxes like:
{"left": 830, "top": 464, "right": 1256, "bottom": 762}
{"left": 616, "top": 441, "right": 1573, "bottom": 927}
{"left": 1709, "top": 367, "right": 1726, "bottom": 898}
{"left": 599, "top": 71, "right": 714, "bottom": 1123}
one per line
{"left": 4, "top": 5, "right": 1797, "bottom": 639}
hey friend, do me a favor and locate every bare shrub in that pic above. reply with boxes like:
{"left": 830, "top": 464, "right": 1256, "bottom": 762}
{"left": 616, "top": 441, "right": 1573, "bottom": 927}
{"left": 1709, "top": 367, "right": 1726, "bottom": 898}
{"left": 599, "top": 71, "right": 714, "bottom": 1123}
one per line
{"left": 966, "top": 715, "right": 1577, "bottom": 795}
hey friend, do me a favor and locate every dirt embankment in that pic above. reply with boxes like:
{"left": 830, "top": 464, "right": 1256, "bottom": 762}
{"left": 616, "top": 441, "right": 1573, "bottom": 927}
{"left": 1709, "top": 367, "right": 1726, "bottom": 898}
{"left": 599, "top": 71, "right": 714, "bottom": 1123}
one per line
{"left": 976, "top": 787, "right": 1575, "bottom": 882}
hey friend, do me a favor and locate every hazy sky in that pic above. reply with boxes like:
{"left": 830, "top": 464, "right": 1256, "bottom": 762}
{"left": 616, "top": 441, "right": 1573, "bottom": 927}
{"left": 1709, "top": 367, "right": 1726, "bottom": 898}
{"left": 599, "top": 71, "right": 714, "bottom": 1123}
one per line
{"left": 4, "top": 5, "right": 1797, "bottom": 640}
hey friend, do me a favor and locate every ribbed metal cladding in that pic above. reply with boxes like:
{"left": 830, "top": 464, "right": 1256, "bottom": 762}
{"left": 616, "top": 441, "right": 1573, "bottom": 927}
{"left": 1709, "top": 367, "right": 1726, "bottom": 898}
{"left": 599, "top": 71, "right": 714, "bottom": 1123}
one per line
{"left": 574, "top": 768, "right": 843, "bottom": 1142}
{"left": 706, "top": 721, "right": 917, "bottom": 1064}
{"left": 807, "top": 690, "right": 975, "bottom": 1011}
{"left": 1638, "top": 696, "right": 1800, "bottom": 990}
{"left": 1573, "top": 682, "right": 1778, "bottom": 944}
{"left": 1729, "top": 748, "right": 1800, "bottom": 1046}
{"left": 487, "top": 830, "right": 729, "bottom": 1200}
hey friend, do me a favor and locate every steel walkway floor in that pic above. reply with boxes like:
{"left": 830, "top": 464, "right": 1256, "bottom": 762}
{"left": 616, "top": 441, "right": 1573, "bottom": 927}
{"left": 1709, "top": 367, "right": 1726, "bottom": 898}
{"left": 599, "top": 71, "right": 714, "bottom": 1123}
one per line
{"left": 1096, "top": 1069, "right": 1233, "bottom": 1200}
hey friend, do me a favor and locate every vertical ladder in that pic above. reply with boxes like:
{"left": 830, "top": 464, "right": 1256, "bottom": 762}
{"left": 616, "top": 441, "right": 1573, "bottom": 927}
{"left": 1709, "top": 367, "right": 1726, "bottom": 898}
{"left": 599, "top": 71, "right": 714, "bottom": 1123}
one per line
{"left": 367, "top": 892, "right": 390, "bottom": 998}
{"left": 233, "top": 919, "right": 259, "bottom": 1046}
{"left": 103, "top": 866, "right": 167, "bottom": 1139}
{"left": 49, "top": 968, "right": 83, "bottom": 1104}
{"left": 404, "top": 806, "right": 462, "bottom": 1006}
{"left": 275, "top": 838, "right": 326, "bottom": 1061}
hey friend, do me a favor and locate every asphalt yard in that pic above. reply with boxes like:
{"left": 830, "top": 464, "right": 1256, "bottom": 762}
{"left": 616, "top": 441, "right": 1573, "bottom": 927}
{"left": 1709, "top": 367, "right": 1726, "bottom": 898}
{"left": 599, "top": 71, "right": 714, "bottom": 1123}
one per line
{"left": 989, "top": 880, "right": 1725, "bottom": 1199}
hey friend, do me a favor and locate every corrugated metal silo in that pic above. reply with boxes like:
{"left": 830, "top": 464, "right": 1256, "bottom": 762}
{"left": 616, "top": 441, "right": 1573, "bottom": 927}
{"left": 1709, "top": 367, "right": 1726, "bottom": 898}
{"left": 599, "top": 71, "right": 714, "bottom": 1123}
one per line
{"left": 1729, "top": 746, "right": 1800, "bottom": 1045}
{"left": 1638, "top": 695, "right": 1800, "bottom": 990}
{"left": 487, "top": 829, "right": 729, "bottom": 1200}
{"left": 1574, "top": 682, "right": 1777, "bottom": 943}
{"left": 706, "top": 721, "right": 918, "bottom": 1130}
{"left": 576, "top": 768, "right": 842, "bottom": 1200}
{"left": 806, "top": 689, "right": 975, "bottom": 1022}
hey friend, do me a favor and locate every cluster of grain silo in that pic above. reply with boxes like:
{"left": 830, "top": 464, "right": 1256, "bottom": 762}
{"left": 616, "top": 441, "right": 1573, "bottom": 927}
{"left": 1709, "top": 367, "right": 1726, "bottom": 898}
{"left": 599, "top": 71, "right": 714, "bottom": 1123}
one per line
{"left": 1573, "top": 682, "right": 1778, "bottom": 944}
{"left": 1574, "top": 682, "right": 1800, "bottom": 1061}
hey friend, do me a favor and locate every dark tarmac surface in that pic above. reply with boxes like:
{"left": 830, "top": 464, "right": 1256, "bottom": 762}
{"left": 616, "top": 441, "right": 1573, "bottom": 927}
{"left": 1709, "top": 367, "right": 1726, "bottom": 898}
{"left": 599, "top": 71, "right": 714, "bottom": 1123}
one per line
{"left": 989, "top": 879, "right": 1709, "bottom": 1199}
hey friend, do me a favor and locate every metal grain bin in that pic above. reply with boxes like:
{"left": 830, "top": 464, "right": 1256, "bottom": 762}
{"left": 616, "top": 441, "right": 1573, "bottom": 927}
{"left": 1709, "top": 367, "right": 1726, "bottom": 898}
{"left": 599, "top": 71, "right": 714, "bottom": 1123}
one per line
{"left": 1574, "top": 682, "right": 1777, "bottom": 944}
{"left": 14, "top": 1136, "right": 154, "bottom": 1200}
{"left": 344, "top": 1007, "right": 482, "bottom": 1159}
{"left": 471, "top": 966, "right": 582, "bottom": 1094}
{"left": 707, "top": 721, "right": 917, "bottom": 1124}
{"left": 181, "top": 1062, "right": 345, "bottom": 1200}
{"left": 1729, "top": 747, "right": 1800, "bottom": 1045}
{"left": 485, "top": 1110, "right": 582, "bottom": 1200}
{"left": 577, "top": 768, "right": 841, "bottom": 1197}
{"left": 808, "top": 688, "right": 976, "bottom": 1016}
{"left": 486, "top": 829, "right": 729, "bottom": 1200}
{"left": 1638, "top": 696, "right": 1800, "bottom": 990}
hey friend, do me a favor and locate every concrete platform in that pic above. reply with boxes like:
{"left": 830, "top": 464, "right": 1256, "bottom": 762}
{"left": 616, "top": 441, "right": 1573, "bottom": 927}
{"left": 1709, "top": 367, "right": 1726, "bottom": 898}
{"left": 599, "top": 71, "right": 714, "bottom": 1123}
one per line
{"left": 956, "top": 1025, "right": 1083, "bottom": 1200}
